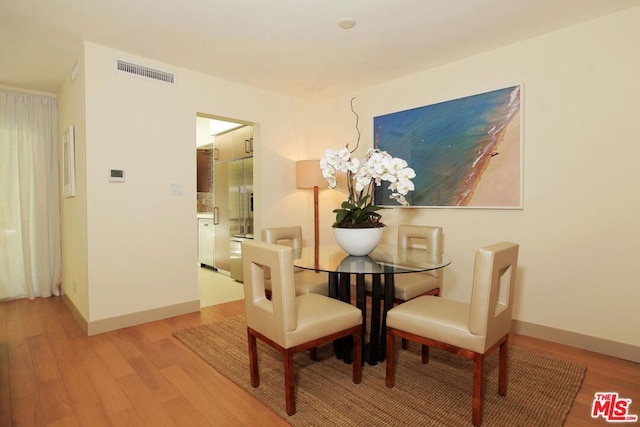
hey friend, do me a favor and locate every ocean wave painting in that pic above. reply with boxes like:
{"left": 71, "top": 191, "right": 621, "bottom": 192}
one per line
{"left": 373, "top": 85, "right": 522, "bottom": 208}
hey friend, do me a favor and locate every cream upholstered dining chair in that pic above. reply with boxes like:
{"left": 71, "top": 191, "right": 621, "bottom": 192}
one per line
{"left": 365, "top": 225, "right": 444, "bottom": 302}
{"left": 261, "top": 226, "right": 328, "bottom": 297}
{"left": 242, "top": 240, "right": 362, "bottom": 416}
{"left": 365, "top": 225, "right": 443, "bottom": 349}
{"left": 385, "top": 242, "right": 519, "bottom": 426}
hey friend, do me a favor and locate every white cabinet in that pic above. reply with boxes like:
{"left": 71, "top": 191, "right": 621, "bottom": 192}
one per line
{"left": 198, "top": 218, "right": 215, "bottom": 267}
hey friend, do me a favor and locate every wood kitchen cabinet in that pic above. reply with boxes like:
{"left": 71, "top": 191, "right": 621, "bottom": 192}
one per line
{"left": 209, "top": 124, "right": 254, "bottom": 274}
{"left": 213, "top": 161, "right": 231, "bottom": 272}
{"left": 232, "top": 125, "right": 253, "bottom": 160}
{"left": 213, "top": 131, "right": 234, "bottom": 163}
{"left": 214, "top": 125, "right": 253, "bottom": 163}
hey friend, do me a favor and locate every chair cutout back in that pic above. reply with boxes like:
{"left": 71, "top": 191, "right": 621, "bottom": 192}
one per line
{"left": 242, "top": 240, "right": 298, "bottom": 346}
{"left": 262, "top": 226, "right": 305, "bottom": 274}
{"left": 397, "top": 225, "right": 443, "bottom": 280}
{"left": 469, "top": 242, "right": 519, "bottom": 344}
{"left": 262, "top": 226, "right": 303, "bottom": 250}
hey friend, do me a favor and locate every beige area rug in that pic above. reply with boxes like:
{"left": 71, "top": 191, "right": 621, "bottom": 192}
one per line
{"left": 174, "top": 316, "right": 585, "bottom": 426}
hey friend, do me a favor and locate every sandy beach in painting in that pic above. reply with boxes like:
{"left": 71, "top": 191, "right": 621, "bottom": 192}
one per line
{"left": 466, "top": 109, "right": 521, "bottom": 207}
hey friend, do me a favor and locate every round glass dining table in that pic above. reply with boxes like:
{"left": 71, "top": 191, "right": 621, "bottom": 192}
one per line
{"left": 293, "top": 244, "right": 452, "bottom": 365}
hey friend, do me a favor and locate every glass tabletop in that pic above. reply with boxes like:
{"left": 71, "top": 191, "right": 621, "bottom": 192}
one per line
{"left": 293, "top": 244, "right": 451, "bottom": 274}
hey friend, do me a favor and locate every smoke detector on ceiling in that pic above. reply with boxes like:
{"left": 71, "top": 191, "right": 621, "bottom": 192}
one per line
{"left": 337, "top": 18, "right": 356, "bottom": 30}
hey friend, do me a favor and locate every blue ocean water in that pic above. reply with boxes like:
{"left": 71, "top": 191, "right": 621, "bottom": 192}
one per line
{"left": 374, "top": 85, "right": 520, "bottom": 207}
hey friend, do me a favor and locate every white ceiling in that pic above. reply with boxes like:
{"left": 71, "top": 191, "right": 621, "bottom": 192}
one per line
{"left": 1, "top": 0, "right": 638, "bottom": 99}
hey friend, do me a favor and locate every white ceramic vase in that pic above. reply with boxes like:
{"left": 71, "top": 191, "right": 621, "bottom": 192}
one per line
{"left": 333, "top": 227, "right": 383, "bottom": 256}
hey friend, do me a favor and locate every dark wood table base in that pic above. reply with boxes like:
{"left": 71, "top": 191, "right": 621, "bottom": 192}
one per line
{"left": 328, "top": 270, "right": 395, "bottom": 365}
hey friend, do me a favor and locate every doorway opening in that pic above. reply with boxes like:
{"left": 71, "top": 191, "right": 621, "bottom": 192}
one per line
{"left": 196, "top": 113, "right": 256, "bottom": 307}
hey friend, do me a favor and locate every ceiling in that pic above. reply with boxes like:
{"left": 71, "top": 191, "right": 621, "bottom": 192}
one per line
{"left": 1, "top": 0, "right": 638, "bottom": 99}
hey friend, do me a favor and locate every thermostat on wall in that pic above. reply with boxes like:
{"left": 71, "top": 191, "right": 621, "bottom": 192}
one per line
{"left": 108, "top": 169, "right": 125, "bottom": 182}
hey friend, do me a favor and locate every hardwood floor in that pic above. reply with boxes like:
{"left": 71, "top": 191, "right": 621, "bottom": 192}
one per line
{"left": 1, "top": 296, "right": 638, "bottom": 426}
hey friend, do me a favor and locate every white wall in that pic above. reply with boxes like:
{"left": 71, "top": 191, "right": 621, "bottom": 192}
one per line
{"left": 310, "top": 7, "right": 640, "bottom": 349}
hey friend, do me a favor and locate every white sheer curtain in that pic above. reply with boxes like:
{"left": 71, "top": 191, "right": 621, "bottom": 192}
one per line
{"left": 0, "top": 89, "right": 61, "bottom": 300}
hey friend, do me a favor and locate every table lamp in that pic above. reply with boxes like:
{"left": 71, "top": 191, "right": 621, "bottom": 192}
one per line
{"left": 296, "top": 160, "right": 326, "bottom": 270}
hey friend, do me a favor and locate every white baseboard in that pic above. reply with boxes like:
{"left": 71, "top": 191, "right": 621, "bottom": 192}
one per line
{"left": 512, "top": 319, "right": 640, "bottom": 363}
{"left": 62, "top": 294, "right": 200, "bottom": 336}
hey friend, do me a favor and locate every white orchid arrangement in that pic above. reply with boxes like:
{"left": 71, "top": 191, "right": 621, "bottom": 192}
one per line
{"left": 319, "top": 99, "right": 416, "bottom": 228}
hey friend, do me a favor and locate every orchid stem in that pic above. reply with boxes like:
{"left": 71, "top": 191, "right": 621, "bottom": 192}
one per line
{"left": 350, "top": 97, "right": 360, "bottom": 154}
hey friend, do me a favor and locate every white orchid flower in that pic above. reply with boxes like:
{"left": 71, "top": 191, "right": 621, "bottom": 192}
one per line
{"left": 320, "top": 143, "right": 416, "bottom": 217}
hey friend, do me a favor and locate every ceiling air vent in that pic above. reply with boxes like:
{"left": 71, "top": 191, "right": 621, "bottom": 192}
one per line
{"left": 116, "top": 60, "right": 175, "bottom": 84}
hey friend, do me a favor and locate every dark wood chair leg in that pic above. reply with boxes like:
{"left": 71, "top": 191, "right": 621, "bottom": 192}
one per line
{"left": 421, "top": 344, "right": 429, "bottom": 364}
{"left": 385, "top": 329, "right": 396, "bottom": 387}
{"left": 498, "top": 335, "right": 508, "bottom": 396}
{"left": 427, "top": 288, "right": 440, "bottom": 297}
{"left": 352, "top": 327, "right": 362, "bottom": 384}
{"left": 284, "top": 349, "right": 296, "bottom": 415}
{"left": 402, "top": 338, "right": 409, "bottom": 349}
{"left": 309, "top": 347, "right": 318, "bottom": 360}
{"left": 247, "top": 328, "right": 259, "bottom": 387}
{"left": 472, "top": 353, "right": 484, "bottom": 426}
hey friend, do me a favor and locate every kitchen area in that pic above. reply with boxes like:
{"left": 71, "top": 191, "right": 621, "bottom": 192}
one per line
{"left": 196, "top": 115, "right": 254, "bottom": 305}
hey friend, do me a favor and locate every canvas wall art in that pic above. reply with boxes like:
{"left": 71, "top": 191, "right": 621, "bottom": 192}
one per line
{"left": 373, "top": 85, "right": 522, "bottom": 208}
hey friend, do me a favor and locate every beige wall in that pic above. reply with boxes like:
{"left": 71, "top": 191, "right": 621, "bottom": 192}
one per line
{"left": 312, "top": 7, "right": 640, "bottom": 349}
{"left": 57, "top": 7, "right": 639, "bottom": 355}
{"left": 61, "top": 42, "right": 314, "bottom": 329}
{"left": 58, "top": 53, "right": 89, "bottom": 319}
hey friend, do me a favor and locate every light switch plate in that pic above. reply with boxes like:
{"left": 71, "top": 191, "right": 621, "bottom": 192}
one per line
{"left": 171, "top": 182, "right": 183, "bottom": 195}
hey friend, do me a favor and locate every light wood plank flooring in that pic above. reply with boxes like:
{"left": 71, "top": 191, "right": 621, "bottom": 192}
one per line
{"left": 1, "top": 296, "right": 638, "bottom": 426}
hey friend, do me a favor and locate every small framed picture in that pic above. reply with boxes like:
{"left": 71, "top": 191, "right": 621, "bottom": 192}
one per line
{"left": 62, "top": 125, "right": 76, "bottom": 197}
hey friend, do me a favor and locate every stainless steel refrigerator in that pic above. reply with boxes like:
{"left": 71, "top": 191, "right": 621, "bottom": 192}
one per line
{"left": 228, "top": 157, "right": 253, "bottom": 239}
{"left": 213, "top": 157, "right": 253, "bottom": 279}
{"left": 228, "top": 157, "right": 254, "bottom": 281}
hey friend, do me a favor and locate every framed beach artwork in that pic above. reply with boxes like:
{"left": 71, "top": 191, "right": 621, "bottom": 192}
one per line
{"left": 373, "top": 85, "right": 523, "bottom": 209}
{"left": 62, "top": 125, "right": 76, "bottom": 197}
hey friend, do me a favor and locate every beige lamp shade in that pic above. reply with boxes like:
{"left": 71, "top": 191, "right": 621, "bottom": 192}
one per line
{"left": 296, "top": 160, "right": 326, "bottom": 188}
